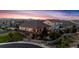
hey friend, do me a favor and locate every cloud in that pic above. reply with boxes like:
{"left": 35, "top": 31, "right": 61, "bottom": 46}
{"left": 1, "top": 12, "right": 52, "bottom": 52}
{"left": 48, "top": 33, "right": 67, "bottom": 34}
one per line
{"left": 0, "top": 10, "right": 79, "bottom": 20}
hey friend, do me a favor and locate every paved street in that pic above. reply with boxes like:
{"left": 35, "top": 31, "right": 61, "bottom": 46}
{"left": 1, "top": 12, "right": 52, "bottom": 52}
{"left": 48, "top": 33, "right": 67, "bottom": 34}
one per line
{"left": 0, "top": 41, "right": 49, "bottom": 48}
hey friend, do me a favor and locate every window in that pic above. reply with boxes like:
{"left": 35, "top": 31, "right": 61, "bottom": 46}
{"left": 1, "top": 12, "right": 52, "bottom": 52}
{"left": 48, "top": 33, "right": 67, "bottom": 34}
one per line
{"left": 25, "top": 28, "right": 33, "bottom": 31}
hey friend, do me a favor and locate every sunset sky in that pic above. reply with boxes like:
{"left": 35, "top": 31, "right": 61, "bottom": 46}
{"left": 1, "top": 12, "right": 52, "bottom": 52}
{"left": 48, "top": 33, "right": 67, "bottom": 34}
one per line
{"left": 0, "top": 10, "right": 79, "bottom": 20}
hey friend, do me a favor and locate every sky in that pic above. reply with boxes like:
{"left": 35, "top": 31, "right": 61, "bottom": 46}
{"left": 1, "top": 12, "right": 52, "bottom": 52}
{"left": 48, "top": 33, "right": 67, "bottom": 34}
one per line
{"left": 0, "top": 10, "right": 79, "bottom": 20}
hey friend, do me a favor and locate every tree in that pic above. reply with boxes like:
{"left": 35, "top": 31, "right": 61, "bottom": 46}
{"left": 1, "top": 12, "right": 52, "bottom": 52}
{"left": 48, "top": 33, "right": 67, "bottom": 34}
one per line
{"left": 39, "top": 27, "right": 48, "bottom": 40}
{"left": 59, "top": 29, "right": 64, "bottom": 34}
{"left": 65, "top": 28, "right": 70, "bottom": 33}
{"left": 57, "top": 34, "right": 75, "bottom": 48}
{"left": 8, "top": 32, "right": 15, "bottom": 41}
{"left": 0, "top": 26, "right": 1, "bottom": 28}
{"left": 72, "top": 25, "right": 77, "bottom": 33}
{"left": 15, "top": 23, "right": 19, "bottom": 29}
{"left": 42, "top": 27, "right": 48, "bottom": 36}
{"left": 8, "top": 32, "right": 14, "bottom": 39}
{"left": 49, "top": 32, "right": 61, "bottom": 40}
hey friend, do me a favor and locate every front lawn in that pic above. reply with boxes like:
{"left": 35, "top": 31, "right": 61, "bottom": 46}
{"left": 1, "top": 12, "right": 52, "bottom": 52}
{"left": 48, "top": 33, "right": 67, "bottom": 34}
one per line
{"left": 0, "top": 33, "right": 11, "bottom": 43}
{"left": 0, "top": 32, "right": 24, "bottom": 43}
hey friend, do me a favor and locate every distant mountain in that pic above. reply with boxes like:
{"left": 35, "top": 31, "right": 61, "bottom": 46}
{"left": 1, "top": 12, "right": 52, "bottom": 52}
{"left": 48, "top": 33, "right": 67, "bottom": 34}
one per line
{"left": 0, "top": 18, "right": 16, "bottom": 20}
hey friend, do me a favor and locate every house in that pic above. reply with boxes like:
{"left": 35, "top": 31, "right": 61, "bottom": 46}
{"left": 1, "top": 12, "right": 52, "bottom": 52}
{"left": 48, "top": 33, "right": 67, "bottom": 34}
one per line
{"left": 19, "top": 20, "right": 50, "bottom": 33}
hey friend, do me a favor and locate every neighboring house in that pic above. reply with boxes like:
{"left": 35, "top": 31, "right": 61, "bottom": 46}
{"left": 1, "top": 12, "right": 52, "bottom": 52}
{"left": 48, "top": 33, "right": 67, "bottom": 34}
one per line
{"left": 43, "top": 20, "right": 63, "bottom": 31}
{"left": 0, "top": 20, "right": 16, "bottom": 28}
{"left": 43, "top": 20, "right": 54, "bottom": 26}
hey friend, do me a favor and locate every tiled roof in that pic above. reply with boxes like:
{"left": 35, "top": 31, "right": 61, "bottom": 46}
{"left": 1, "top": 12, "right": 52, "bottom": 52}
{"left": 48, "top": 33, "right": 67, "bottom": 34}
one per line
{"left": 19, "top": 20, "right": 50, "bottom": 28}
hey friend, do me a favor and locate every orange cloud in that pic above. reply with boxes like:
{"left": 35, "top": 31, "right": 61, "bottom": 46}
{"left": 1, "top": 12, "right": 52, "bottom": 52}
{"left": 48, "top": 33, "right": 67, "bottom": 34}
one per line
{"left": 0, "top": 12, "right": 58, "bottom": 20}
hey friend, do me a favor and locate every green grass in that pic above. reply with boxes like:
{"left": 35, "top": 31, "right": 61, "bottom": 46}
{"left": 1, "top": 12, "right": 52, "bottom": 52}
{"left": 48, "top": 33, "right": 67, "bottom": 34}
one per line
{"left": 7, "top": 27, "right": 16, "bottom": 30}
{"left": 0, "top": 27, "right": 16, "bottom": 31}
{"left": 0, "top": 32, "right": 24, "bottom": 43}
{"left": 0, "top": 34, "right": 11, "bottom": 43}
{"left": 9, "top": 32, "right": 24, "bottom": 41}
{"left": 0, "top": 33, "right": 9, "bottom": 36}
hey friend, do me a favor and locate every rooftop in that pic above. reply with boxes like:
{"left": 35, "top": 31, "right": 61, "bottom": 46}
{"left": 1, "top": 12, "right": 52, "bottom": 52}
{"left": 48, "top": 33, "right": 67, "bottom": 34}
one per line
{"left": 19, "top": 20, "right": 50, "bottom": 28}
